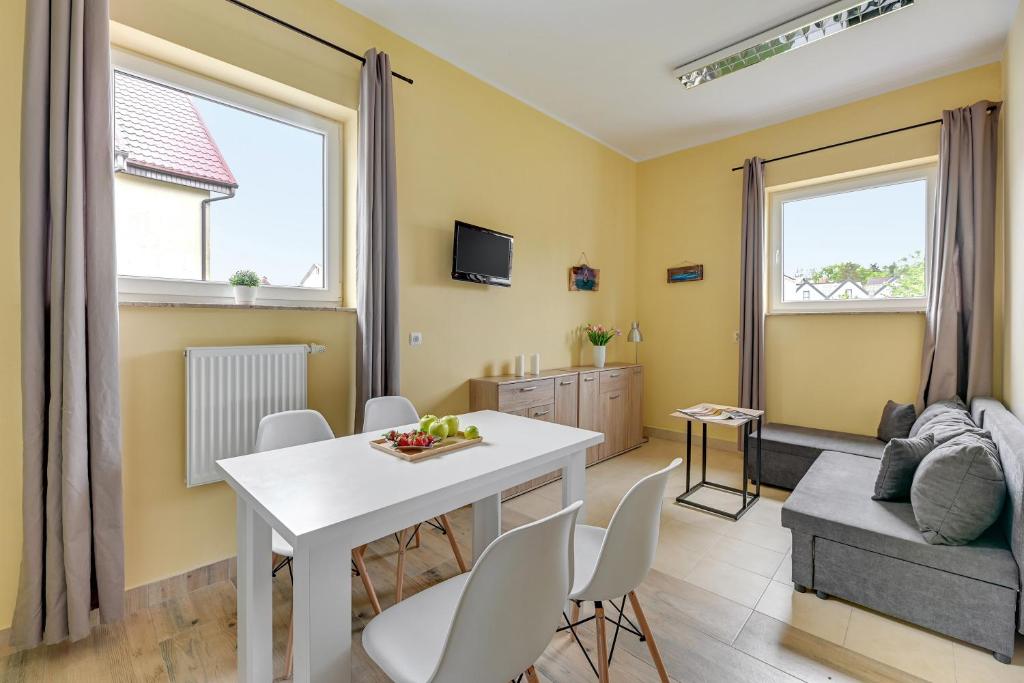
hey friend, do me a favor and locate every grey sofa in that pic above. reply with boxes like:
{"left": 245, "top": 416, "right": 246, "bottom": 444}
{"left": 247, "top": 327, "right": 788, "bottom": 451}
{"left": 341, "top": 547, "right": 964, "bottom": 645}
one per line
{"left": 745, "top": 423, "right": 884, "bottom": 489}
{"left": 779, "top": 398, "right": 1023, "bottom": 663}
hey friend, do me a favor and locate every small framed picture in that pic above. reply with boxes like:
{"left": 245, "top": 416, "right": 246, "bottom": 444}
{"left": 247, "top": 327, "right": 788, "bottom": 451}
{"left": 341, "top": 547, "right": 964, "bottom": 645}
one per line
{"left": 667, "top": 264, "right": 704, "bottom": 283}
{"left": 569, "top": 264, "right": 600, "bottom": 291}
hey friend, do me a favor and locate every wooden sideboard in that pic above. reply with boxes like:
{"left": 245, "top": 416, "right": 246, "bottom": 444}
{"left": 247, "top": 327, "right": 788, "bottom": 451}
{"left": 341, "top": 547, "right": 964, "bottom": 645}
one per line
{"left": 469, "top": 363, "right": 644, "bottom": 499}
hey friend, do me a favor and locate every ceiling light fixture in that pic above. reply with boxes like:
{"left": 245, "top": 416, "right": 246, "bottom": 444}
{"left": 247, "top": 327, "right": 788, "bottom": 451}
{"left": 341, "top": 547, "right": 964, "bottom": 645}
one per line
{"left": 673, "top": 0, "right": 914, "bottom": 89}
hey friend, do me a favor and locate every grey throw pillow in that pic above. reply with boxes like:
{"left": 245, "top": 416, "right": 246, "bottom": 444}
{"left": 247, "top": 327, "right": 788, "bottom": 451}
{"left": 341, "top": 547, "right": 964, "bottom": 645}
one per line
{"left": 909, "top": 396, "right": 968, "bottom": 438}
{"left": 877, "top": 400, "right": 917, "bottom": 442}
{"left": 910, "top": 431, "right": 1006, "bottom": 545}
{"left": 872, "top": 433, "right": 935, "bottom": 501}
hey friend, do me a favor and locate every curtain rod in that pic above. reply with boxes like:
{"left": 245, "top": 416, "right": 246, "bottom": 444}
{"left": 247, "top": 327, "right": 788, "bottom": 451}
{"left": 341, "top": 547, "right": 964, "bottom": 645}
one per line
{"left": 223, "top": 0, "right": 414, "bottom": 85}
{"left": 730, "top": 104, "right": 997, "bottom": 172}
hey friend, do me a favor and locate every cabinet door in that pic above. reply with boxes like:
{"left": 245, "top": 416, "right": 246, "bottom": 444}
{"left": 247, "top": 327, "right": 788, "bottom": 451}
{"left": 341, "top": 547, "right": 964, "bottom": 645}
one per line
{"left": 578, "top": 371, "right": 601, "bottom": 464}
{"left": 553, "top": 375, "right": 579, "bottom": 427}
{"left": 600, "top": 388, "right": 628, "bottom": 458}
{"left": 627, "top": 366, "right": 644, "bottom": 448}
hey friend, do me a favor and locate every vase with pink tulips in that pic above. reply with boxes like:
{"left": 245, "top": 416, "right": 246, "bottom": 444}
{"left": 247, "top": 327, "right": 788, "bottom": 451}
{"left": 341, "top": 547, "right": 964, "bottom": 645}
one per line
{"left": 583, "top": 323, "right": 620, "bottom": 368}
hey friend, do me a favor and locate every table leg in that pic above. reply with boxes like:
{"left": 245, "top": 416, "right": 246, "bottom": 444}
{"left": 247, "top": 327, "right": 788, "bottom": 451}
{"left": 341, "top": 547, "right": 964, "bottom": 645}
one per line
{"left": 756, "top": 417, "right": 763, "bottom": 496}
{"left": 292, "top": 538, "right": 352, "bottom": 683}
{"left": 472, "top": 493, "right": 502, "bottom": 564}
{"left": 701, "top": 423, "right": 708, "bottom": 484}
{"left": 685, "top": 421, "right": 692, "bottom": 491}
{"left": 742, "top": 422, "right": 750, "bottom": 508}
{"left": 236, "top": 497, "right": 272, "bottom": 682}
{"left": 562, "top": 450, "right": 587, "bottom": 520}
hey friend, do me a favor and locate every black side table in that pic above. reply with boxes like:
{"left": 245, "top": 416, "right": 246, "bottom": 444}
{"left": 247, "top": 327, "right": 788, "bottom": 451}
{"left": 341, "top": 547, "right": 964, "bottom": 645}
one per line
{"left": 671, "top": 404, "right": 763, "bottom": 521}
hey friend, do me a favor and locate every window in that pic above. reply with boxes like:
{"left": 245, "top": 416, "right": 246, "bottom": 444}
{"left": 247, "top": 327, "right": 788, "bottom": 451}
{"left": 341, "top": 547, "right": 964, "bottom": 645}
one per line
{"left": 112, "top": 51, "right": 341, "bottom": 306}
{"left": 768, "top": 163, "right": 935, "bottom": 313}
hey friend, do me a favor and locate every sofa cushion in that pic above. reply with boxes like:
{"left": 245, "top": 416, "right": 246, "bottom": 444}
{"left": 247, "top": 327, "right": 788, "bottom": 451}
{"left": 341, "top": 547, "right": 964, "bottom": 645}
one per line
{"left": 752, "top": 424, "right": 885, "bottom": 461}
{"left": 909, "top": 396, "right": 969, "bottom": 438}
{"left": 782, "top": 451, "right": 1018, "bottom": 589}
{"left": 911, "top": 432, "right": 1006, "bottom": 546}
{"left": 917, "top": 411, "right": 988, "bottom": 447}
{"left": 872, "top": 433, "right": 935, "bottom": 501}
{"left": 877, "top": 400, "right": 917, "bottom": 442}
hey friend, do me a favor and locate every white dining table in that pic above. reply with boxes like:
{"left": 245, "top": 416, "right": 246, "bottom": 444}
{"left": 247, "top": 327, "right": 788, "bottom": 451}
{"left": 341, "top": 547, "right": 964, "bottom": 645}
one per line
{"left": 217, "top": 409, "right": 603, "bottom": 683}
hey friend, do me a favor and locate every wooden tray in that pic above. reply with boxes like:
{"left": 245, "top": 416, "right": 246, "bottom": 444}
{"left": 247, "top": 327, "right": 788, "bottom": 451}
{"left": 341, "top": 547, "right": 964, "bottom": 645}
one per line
{"left": 370, "top": 433, "right": 483, "bottom": 462}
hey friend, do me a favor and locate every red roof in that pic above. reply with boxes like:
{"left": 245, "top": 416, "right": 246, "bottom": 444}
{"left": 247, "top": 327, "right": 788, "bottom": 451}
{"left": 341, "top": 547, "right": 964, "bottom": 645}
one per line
{"left": 114, "top": 71, "right": 237, "bottom": 189}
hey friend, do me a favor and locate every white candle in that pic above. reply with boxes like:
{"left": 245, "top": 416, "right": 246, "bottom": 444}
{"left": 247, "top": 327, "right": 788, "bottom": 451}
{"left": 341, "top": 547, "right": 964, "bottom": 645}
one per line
{"left": 515, "top": 354, "right": 526, "bottom": 377}
{"left": 530, "top": 353, "right": 541, "bottom": 375}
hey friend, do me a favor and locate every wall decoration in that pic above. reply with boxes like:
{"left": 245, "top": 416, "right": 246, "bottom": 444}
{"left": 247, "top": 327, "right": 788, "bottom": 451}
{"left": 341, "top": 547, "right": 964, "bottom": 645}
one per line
{"left": 569, "top": 252, "right": 600, "bottom": 291}
{"left": 667, "top": 264, "right": 704, "bottom": 283}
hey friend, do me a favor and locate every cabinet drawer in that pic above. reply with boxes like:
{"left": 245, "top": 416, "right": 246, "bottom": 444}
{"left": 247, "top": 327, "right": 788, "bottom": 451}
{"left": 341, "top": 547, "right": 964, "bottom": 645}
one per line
{"left": 599, "top": 368, "right": 628, "bottom": 394}
{"left": 498, "top": 378, "right": 555, "bottom": 412}
{"left": 528, "top": 403, "right": 554, "bottom": 421}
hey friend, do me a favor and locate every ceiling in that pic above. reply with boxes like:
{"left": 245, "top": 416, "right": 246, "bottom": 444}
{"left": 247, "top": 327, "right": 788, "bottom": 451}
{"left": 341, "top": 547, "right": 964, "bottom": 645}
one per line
{"left": 338, "top": 0, "right": 1017, "bottom": 160}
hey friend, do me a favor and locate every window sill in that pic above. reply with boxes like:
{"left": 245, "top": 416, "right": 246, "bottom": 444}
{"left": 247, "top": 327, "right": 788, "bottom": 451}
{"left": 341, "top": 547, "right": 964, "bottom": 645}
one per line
{"left": 119, "top": 300, "right": 354, "bottom": 313}
{"left": 767, "top": 308, "right": 925, "bottom": 316}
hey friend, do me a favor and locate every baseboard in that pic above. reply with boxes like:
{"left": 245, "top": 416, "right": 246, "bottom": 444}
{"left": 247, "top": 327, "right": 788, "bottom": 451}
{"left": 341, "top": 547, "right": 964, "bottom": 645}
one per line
{"left": 644, "top": 425, "right": 740, "bottom": 453}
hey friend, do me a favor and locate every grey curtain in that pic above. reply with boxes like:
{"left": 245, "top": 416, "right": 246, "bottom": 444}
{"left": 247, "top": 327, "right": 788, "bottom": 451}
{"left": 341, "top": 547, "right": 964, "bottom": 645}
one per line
{"left": 14, "top": 0, "right": 124, "bottom": 647}
{"left": 739, "top": 158, "right": 766, "bottom": 414}
{"left": 918, "top": 101, "right": 1001, "bottom": 408}
{"left": 355, "top": 49, "right": 400, "bottom": 430}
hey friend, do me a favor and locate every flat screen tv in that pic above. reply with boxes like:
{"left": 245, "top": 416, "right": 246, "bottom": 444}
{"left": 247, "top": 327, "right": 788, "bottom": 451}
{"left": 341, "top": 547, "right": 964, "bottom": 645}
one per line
{"left": 451, "top": 221, "right": 513, "bottom": 287}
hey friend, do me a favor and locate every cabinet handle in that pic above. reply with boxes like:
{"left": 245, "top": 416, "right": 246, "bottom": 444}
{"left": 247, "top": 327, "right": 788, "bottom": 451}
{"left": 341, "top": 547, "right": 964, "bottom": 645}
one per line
{"left": 609, "top": 373, "right": 620, "bottom": 378}
{"left": 533, "top": 409, "right": 550, "bottom": 416}
{"left": 520, "top": 386, "right": 536, "bottom": 392}
{"left": 559, "top": 380, "right": 573, "bottom": 386}
{"left": 583, "top": 377, "right": 595, "bottom": 382}
{"left": 610, "top": 394, "right": 621, "bottom": 400}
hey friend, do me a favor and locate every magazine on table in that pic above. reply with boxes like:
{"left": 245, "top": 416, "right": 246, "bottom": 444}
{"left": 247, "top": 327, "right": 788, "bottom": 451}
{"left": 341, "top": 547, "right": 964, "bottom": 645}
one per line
{"left": 677, "top": 405, "right": 750, "bottom": 421}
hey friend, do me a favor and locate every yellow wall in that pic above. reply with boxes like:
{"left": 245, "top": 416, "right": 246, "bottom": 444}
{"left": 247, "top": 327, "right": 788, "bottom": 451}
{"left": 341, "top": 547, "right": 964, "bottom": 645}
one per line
{"left": 0, "top": 0, "right": 636, "bottom": 628}
{"left": 0, "top": 0, "right": 27, "bottom": 637}
{"left": 637, "top": 64, "right": 1003, "bottom": 438}
{"left": 1005, "top": 5, "right": 1024, "bottom": 418}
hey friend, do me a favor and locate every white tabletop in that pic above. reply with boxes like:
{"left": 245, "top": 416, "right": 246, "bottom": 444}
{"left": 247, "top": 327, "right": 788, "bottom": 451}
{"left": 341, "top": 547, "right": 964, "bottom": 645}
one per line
{"left": 218, "top": 410, "right": 603, "bottom": 544}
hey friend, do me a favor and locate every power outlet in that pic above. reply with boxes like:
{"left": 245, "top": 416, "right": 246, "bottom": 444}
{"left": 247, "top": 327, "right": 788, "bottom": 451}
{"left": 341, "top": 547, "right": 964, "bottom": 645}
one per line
{"left": 409, "top": 332, "right": 423, "bottom": 346}
{"left": 733, "top": 330, "right": 740, "bottom": 343}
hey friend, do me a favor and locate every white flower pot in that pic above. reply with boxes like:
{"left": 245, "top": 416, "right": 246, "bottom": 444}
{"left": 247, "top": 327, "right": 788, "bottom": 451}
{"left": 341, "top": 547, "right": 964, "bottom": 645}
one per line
{"left": 592, "top": 345, "right": 607, "bottom": 368}
{"left": 233, "top": 285, "right": 258, "bottom": 305}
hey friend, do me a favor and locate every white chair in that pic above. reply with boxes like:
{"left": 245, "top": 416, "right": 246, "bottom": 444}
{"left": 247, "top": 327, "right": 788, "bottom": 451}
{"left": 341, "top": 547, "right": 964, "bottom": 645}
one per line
{"left": 363, "top": 500, "right": 583, "bottom": 683}
{"left": 362, "top": 396, "right": 469, "bottom": 601}
{"left": 254, "top": 409, "right": 382, "bottom": 679}
{"left": 561, "top": 458, "right": 682, "bottom": 682}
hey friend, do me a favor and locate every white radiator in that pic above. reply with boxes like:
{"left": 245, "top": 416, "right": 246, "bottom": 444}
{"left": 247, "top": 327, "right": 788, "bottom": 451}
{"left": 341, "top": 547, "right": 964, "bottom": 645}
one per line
{"left": 186, "top": 344, "right": 310, "bottom": 487}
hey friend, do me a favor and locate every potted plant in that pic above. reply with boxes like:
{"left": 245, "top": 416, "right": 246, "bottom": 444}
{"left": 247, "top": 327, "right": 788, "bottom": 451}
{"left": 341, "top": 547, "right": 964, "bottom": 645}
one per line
{"left": 229, "top": 269, "right": 261, "bottom": 305}
{"left": 583, "top": 323, "right": 620, "bottom": 368}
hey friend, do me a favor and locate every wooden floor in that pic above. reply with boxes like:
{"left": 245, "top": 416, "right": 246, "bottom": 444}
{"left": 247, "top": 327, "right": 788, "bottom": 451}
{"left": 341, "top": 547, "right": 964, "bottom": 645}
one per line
{"left": 2, "top": 439, "right": 1022, "bottom": 682}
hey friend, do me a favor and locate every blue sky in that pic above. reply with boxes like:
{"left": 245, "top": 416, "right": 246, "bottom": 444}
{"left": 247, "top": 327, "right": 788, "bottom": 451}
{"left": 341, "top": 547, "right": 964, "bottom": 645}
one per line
{"left": 193, "top": 97, "right": 325, "bottom": 288}
{"left": 782, "top": 179, "right": 927, "bottom": 277}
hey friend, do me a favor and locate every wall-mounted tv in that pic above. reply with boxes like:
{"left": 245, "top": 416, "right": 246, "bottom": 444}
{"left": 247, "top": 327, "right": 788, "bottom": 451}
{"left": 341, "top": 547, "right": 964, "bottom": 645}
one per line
{"left": 451, "top": 221, "right": 513, "bottom": 287}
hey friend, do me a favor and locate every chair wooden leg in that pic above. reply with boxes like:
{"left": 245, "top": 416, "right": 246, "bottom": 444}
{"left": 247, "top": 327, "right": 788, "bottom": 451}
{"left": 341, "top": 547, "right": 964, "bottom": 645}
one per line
{"left": 628, "top": 591, "right": 669, "bottom": 683}
{"left": 525, "top": 665, "right": 541, "bottom": 682}
{"left": 439, "top": 513, "right": 468, "bottom": 573}
{"left": 396, "top": 527, "right": 410, "bottom": 603}
{"left": 594, "top": 602, "right": 610, "bottom": 683}
{"left": 414, "top": 526, "right": 422, "bottom": 549}
{"left": 570, "top": 600, "right": 580, "bottom": 625}
{"left": 284, "top": 612, "right": 295, "bottom": 679}
{"left": 352, "top": 545, "right": 382, "bottom": 615}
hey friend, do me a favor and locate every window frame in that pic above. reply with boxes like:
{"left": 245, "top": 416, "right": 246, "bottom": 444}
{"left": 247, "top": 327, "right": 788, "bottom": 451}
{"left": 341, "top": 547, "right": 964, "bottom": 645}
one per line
{"left": 112, "top": 49, "right": 343, "bottom": 308}
{"left": 767, "top": 162, "right": 936, "bottom": 315}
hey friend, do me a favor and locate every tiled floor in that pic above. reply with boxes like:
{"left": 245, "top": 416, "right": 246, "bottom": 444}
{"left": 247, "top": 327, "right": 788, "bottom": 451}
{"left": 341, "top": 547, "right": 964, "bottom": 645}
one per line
{"left": 2, "top": 437, "right": 1022, "bottom": 682}
{"left": 513, "top": 437, "right": 1024, "bottom": 683}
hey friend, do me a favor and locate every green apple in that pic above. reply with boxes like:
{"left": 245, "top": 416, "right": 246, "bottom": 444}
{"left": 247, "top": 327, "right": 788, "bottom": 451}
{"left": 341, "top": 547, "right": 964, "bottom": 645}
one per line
{"left": 464, "top": 425, "right": 480, "bottom": 439}
{"left": 418, "top": 414, "right": 438, "bottom": 433}
{"left": 441, "top": 415, "right": 460, "bottom": 437}
{"left": 427, "top": 420, "right": 449, "bottom": 440}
